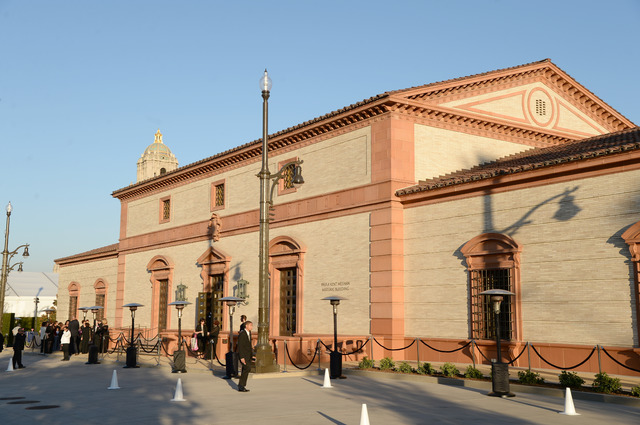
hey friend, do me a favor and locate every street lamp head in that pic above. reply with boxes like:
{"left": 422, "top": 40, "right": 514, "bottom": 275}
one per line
{"left": 322, "top": 296, "right": 347, "bottom": 306}
{"left": 6, "top": 202, "right": 12, "bottom": 215}
{"left": 260, "top": 69, "right": 272, "bottom": 92}
{"left": 292, "top": 165, "right": 304, "bottom": 185}
{"left": 168, "top": 300, "right": 191, "bottom": 310}
{"left": 479, "top": 289, "right": 514, "bottom": 314}
{"left": 17, "top": 263, "right": 23, "bottom": 272}
{"left": 123, "top": 302, "right": 144, "bottom": 312}
{"left": 22, "top": 245, "right": 29, "bottom": 257}
{"left": 220, "top": 296, "right": 244, "bottom": 308}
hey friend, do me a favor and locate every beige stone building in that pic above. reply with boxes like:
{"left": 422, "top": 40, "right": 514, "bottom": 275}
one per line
{"left": 55, "top": 59, "right": 640, "bottom": 374}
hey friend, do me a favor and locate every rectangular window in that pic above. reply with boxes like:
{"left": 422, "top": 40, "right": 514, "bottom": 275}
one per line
{"left": 68, "top": 296, "right": 78, "bottom": 319}
{"left": 160, "top": 196, "right": 171, "bottom": 223}
{"left": 95, "top": 294, "right": 105, "bottom": 321}
{"left": 210, "top": 180, "right": 226, "bottom": 211}
{"left": 470, "top": 268, "right": 514, "bottom": 340}
{"left": 158, "top": 280, "right": 169, "bottom": 332}
{"left": 279, "top": 268, "right": 297, "bottom": 336}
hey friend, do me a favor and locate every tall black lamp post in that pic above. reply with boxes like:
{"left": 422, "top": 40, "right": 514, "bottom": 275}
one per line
{"left": 256, "top": 70, "right": 304, "bottom": 374}
{"left": 322, "top": 296, "right": 347, "bottom": 379}
{"left": 0, "top": 202, "right": 30, "bottom": 331}
{"left": 220, "top": 296, "right": 244, "bottom": 379}
{"left": 168, "top": 300, "right": 190, "bottom": 373}
{"left": 480, "top": 289, "right": 515, "bottom": 397}
{"left": 123, "top": 303, "right": 143, "bottom": 368}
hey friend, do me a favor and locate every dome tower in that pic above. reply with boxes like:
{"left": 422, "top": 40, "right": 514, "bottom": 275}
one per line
{"left": 136, "top": 129, "right": 179, "bottom": 182}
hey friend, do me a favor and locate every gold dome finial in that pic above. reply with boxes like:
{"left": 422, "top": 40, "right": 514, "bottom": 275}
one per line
{"left": 154, "top": 129, "right": 163, "bottom": 144}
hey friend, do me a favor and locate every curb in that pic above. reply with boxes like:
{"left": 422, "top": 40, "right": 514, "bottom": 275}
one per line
{"left": 344, "top": 369, "right": 640, "bottom": 408}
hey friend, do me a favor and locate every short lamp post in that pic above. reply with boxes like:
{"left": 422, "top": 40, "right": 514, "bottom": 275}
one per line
{"left": 480, "top": 289, "right": 515, "bottom": 397}
{"left": 123, "top": 303, "right": 144, "bottom": 368}
{"left": 78, "top": 306, "right": 90, "bottom": 322}
{"left": 220, "top": 296, "right": 244, "bottom": 378}
{"left": 33, "top": 296, "right": 40, "bottom": 329}
{"left": 0, "top": 202, "right": 30, "bottom": 332}
{"left": 168, "top": 300, "right": 190, "bottom": 373}
{"left": 43, "top": 307, "right": 56, "bottom": 322}
{"left": 83, "top": 306, "right": 103, "bottom": 365}
{"left": 322, "top": 296, "right": 347, "bottom": 379}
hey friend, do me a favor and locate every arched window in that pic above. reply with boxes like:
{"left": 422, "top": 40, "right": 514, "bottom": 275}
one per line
{"left": 68, "top": 282, "right": 80, "bottom": 320}
{"left": 461, "top": 233, "right": 522, "bottom": 341}
{"left": 269, "top": 236, "right": 305, "bottom": 337}
{"left": 94, "top": 279, "right": 107, "bottom": 321}
{"left": 196, "top": 247, "right": 231, "bottom": 331}
{"left": 147, "top": 256, "right": 174, "bottom": 333}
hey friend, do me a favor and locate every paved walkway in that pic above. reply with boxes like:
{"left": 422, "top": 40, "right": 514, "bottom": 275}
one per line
{"left": 1, "top": 350, "right": 640, "bottom": 424}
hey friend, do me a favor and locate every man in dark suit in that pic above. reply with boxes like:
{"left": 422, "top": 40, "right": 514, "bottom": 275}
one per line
{"left": 13, "top": 328, "right": 26, "bottom": 369}
{"left": 68, "top": 317, "right": 80, "bottom": 355}
{"left": 237, "top": 320, "right": 253, "bottom": 392}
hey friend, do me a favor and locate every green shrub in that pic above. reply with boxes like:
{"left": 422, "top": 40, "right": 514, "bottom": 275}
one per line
{"left": 592, "top": 372, "right": 621, "bottom": 394}
{"left": 440, "top": 362, "right": 460, "bottom": 377}
{"left": 358, "top": 356, "right": 374, "bottom": 369}
{"left": 464, "top": 366, "right": 484, "bottom": 379}
{"left": 517, "top": 370, "right": 544, "bottom": 385}
{"left": 397, "top": 361, "right": 413, "bottom": 374}
{"left": 558, "top": 371, "right": 585, "bottom": 389}
{"left": 416, "top": 362, "right": 435, "bottom": 375}
{"left": 631, "top": 386, "right": 640, "bottom": 397}
{"left": 379, "top": 357, "right": 395, "bottom": 371}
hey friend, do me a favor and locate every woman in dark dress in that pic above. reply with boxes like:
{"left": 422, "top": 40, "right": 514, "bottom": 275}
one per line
{"left": 80, "top": 320, "right": 91, "bottom": 354}
{"left": 101, "top": 319, "right": 110, "bottom": 353}
{"left": 195, "top": 318, "right": 207, "bottom": 358}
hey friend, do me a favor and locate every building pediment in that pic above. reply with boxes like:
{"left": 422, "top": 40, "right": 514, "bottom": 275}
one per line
{"left": 390, "top": 59, "right": 633, "bottom": 138}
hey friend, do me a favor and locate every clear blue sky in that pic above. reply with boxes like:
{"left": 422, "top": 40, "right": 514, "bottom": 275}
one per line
{"left": 1, "top": 0, "right": 638, "bottom": 273}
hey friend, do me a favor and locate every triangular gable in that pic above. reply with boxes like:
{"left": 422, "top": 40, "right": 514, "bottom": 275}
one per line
{"left": 391, "top": 60, "right": 633, "bottom": 138}
{"left": 439, "top": 83, "right": 607, "bottom": 137}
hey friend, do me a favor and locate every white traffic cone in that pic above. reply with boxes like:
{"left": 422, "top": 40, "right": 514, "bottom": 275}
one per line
{"left": 170, "top": 378, "right": 186, "bottom": 402}
{"left": 559, "top": 387, "right": 580, "bottom": 415}
{"left": 322, "top": 368, "right": 332, "bottom": 388}
{"left": 107, "top": 370, "right": 120, "bottom": 390}
{"left": 360, "top": 404, "right": 370, "bottom": 425}
{"left": 6, "top": 358, "right": 14, "bottom": 372}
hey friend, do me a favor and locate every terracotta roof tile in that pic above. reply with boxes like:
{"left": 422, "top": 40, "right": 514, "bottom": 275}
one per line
{"left": 397, "top": 127, "right": 640, "bottom": 196}
{"left": 55, "top": 243, "right": 119, "bottom": 264}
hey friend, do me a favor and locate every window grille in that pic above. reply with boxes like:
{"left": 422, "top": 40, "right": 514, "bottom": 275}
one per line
{"left": 162, "top": 199, "right": 171, "bottom": 221}
{"left": 95, "top": 294, "right": 105, "bottom": 320}
{"left": 279, "top": 268, "right": 297, "bottom": 336}
{"left": 215, "top": 184, "right": 224, "bottom": 207}
{"left": 470, "top": 268, "right": 514, "bottom": 340}
{"left": 68, "top": 296, "right": 78, "bottom": 319}
{"left": 158, "top": 280, "right": 168, "bottom": 332}
{"left": 282, "top": 164, "right": 295, "bottom": 190}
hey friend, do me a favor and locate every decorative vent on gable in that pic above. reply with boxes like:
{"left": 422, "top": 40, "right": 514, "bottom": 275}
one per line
{"left": 535, "top": 99, "right": 546, "bottom": 116}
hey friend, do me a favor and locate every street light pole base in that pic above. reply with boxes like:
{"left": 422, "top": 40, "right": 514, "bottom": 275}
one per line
{"left": 488, "top": 362, "right": 515, "bottom": 397}
{"left": 254, "top": 345, "right": 279, "bottom": 373}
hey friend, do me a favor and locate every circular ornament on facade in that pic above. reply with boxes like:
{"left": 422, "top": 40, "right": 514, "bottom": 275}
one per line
{"left": 527, "top": 88, "right": 554, "bottom": 127}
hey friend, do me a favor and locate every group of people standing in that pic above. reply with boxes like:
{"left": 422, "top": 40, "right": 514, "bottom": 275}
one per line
{"left": 40, "top": 317, "right": 110, "bottom": 358}
{"left": 194, "top": 317, "right": 220, "bottom": 359}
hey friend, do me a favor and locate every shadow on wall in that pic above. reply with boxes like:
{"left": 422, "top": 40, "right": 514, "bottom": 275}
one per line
{"left": 608, "top": 224, "right": 638, "bottom": 347}
{"left": 453, "top": 185, "right": 582, "bottom": 266}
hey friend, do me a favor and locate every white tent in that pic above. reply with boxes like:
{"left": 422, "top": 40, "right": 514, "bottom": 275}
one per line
{"left": 4, "top": 272, "right": 58, "bottom": 319}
